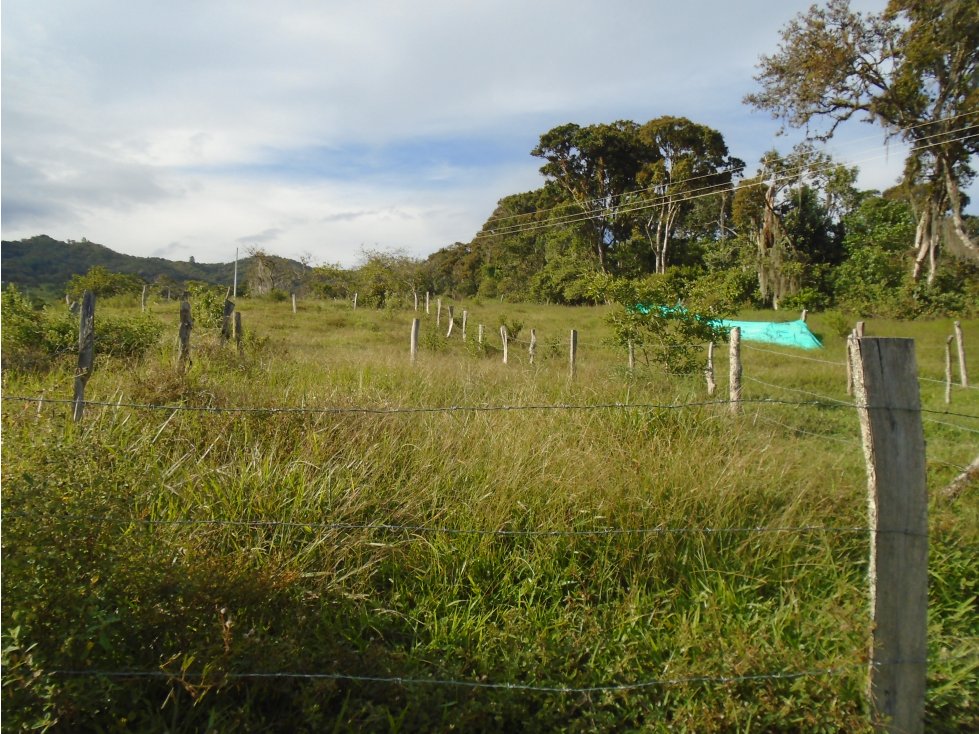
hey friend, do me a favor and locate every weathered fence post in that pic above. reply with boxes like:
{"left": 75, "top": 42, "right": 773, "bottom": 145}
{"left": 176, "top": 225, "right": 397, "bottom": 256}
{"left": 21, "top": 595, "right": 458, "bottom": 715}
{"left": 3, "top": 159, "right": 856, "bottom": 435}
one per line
{"left": 72, "top": 291, "right": 95, "bottom": 422}
{"left": 954, "top": 320, "right": 968, "bottom": 387}
{"left": 414, "top": 291, "right": 418, "bottom": 312}
{"left": 705, "top": 341, "right": 716, "bottom": 397}
{"left": 628, "top": 340, "right": 635, "bottom": 373}
{"left": 945, "top": 335, "right": 954, "bottom": 405}
{"left": 849, "top": 337, "right": 927, "bottom": 734}
{"left": 729, "top": 326, "right": 742, "bottom": 414}
{"left": 500, "top": 325, "right": 508, "bottom": 364}
{"left": 234, "top": 312, "right": 243, "bottom": 356}
{"left": 220, "top": 300, "right": 235, "bottom": 342}
{"left": 425, "top": 291, "right": 430, "bottom": 315}
{"left": 478, "top": 324, "right": 484, "bottom": 345}
{"left": 800, "top": 308, "right": 808, "bottom": 323}
{"left": 178, "top": 300, "right": 193, "bottom": 372}
{"left": 446, "top": 306, "right": 455, "bottom": 337}
{"left": 529, "top": 329, "right": 537, "bottom": 364}
{"left": 141, "top": 284, "right": 148, "bottom": 312}
{"left": 353, "top": 292, "right": 358, "bottom": 310}
{"left": 461, "top": 310, "right": 468, "bottom": 341}
{"left": 437, "top": 298, "right": 442, "bottom": 327}
{"left": 569, "top": 329, "right": 578, "bottom": 380}
{"left": 292, "top": 293, "right": 297, "bottom": 314}
{"left": 410, "top": 318, "right": 420, "bottom": 364}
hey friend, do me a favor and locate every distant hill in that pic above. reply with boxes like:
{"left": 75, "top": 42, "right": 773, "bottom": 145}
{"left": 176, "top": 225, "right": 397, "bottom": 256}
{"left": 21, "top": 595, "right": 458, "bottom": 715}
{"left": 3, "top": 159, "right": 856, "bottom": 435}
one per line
{"left": 1, "top": 235, "right": 304, "bottom": 294}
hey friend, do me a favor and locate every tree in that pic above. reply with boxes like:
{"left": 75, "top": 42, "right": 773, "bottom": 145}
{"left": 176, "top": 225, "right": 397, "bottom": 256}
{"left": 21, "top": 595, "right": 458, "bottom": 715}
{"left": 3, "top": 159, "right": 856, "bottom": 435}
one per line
{"left": 66, "top": 266, "right": 144, "bottom": 300}
{"left": 732, "top": 145, "right": 852, "bottom": 308}
{"left": 531, "top": 121, "right": 656, "bottom": 272}
{"left": 746, "top": 0, "right": 979, "bottom": 283}
{"left": 634, "top": 117, "right": 743, "bottom": 273}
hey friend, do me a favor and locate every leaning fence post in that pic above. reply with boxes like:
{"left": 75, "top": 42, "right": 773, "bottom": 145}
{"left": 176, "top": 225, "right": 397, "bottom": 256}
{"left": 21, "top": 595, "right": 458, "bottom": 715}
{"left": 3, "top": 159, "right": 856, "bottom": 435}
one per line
{"left": 72, "top": 291, "right": 95, "bottom": 422}
{"left": 849, "top": 336, "right": 927, "bottom": 734}
{"left": 954, "top": 320, "right": 968, "bottom": 387}
{"left": 705, "top": 341, "right": 716, "bottom": 397}
{"left": 410, "top": 318, "right": 420, "bottom": 364}
{"left": 729, "top": 327, "right": 742, "bottom": 414}
{"left": 500, "top": 325, "right": 508, "bottom": 364}
{"left": 847, "top": 322, "right": 865, "bottom": 396}
{"left": 462, "top": 310, "right": 468, "bottom": 341}
{"left": 178, "top": 300, "right": 193, "bottom": 371}
{"left": 569, "top": 329, "right": 578, "bottom": 380}
{"left": 446, "top": 306, "right": 455, "bottom": 337}
{"left": 529, "top": 329, "right": 537, "bottom": 364}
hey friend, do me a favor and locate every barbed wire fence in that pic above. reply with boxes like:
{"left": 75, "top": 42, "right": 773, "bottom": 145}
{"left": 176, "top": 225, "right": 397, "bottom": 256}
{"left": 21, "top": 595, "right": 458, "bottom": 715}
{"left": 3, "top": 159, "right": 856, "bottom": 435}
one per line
{"left": 3, "top": 298, "right": 977, "bottom": 730}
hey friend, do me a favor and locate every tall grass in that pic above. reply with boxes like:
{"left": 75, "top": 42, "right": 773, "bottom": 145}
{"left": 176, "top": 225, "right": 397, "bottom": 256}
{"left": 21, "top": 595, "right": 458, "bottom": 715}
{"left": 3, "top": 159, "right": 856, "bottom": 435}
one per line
{"left": 2, "top": 297, "right": 976, "bottom": 732}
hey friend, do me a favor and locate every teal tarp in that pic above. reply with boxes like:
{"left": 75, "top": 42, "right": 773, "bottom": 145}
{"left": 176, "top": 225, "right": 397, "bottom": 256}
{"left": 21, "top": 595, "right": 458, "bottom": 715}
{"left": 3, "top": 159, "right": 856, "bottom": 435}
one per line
{"left": 718, "top": 319, "right": 822, "bottom": 350}
{"left": 635, "top": 305, "right": 823, "bottom": 350}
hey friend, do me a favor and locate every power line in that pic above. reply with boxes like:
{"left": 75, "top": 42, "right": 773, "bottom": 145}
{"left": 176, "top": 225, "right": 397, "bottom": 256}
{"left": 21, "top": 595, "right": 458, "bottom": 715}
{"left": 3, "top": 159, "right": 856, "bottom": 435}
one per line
{"left": 474, "top": 121, "right": 979, "bottom": 239}
{"left": 478, "top": 111, "right": 979, "bottom": 232}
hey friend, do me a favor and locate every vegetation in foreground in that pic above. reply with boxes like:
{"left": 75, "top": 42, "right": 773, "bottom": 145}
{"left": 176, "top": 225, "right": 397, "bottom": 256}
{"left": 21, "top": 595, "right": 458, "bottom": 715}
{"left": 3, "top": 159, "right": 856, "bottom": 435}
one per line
{"left": 2, "top": 295, "right": 977, "bottom": 732}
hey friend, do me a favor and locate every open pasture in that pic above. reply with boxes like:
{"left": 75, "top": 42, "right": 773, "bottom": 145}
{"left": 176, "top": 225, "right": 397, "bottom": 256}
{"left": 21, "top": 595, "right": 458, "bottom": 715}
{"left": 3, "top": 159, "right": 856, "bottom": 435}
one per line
{"left": 2, "top": 297, "right": 977, "bottom": 732}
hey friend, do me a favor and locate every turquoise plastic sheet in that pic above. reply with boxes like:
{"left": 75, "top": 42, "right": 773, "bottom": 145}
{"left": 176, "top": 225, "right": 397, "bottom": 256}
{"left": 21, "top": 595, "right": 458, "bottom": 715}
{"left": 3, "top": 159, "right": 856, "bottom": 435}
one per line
{"left": 717, "top": 319, "right": 822, "bottom": 350}
{"left": 635, "top": 305, "right": 823, "bottom": 350}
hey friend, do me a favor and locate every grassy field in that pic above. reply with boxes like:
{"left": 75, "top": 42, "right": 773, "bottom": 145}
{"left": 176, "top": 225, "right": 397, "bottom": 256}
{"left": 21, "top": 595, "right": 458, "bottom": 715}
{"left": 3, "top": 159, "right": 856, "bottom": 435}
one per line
{"left": 2, "top": 295, "right": 977, "bottom": 732}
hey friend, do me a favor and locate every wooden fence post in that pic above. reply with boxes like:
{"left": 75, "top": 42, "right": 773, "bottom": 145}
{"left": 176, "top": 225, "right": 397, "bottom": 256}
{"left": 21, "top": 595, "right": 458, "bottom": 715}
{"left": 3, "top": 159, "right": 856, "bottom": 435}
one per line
{"left": 414, "top": 291, "right": 418, "bottom": 312}
{"left": 500, "top": 325, "right": 508, "bottom": 364}
{"left": 446, "top": 306, "right": 455, "bottom": 337}
{"left": 729, "top": 327, "right": 742, "bottom": 414}
{"left": 353, "top": 292, "right": 358, "bottom": 310}
{"left": 221, "top": 299, "right": 235, "bottom": 342}
{"left": 72, "top": 291, "right": 95, "bottom": 422}
{"left": 529, "top": 329, "right": 537, "bottom": 364}
{"left": 178, "top": 300, "right": 193, "bottom": 372}
{"left": 478, "top": 324, "right": 484, "bottom": 345}
{"left": 569, "top": 329, "right": 578, "bottom": 380}
{"left": 628, "top": 340, "right": 635, "bottom": 372}
{"left": 292, "top": 293, "right": 297, "bottom": 314}
{"left": 954, "top": 320, "right": 968, "bottom": 387}
{"left": 800, "top": 308, "right": 808, "bottom": 323}
{"left": 141, "top": 284, "right": 148, "bottom": 312}
{"left": 437, "top": 298, "right": 442, "bottom": 327}
{"left": 410, "top": 318, "right": 420, "bottom": 364}
{"left": 462, "top": 310, "right": 468, "bottom": 341}
{"left": 234, "top": 312, "right": 243, "bottom": 356}
{"left": 705, "top": 341, "right": 716, "bottom": 397}
{"left": 426, "top": 291, "right": 430, "bottom": 315}
{"left": 945, "top": 335, "right": 954, "bottom": 405}
{"left": 850, "top": 337, "right": 927, "bottom": 734}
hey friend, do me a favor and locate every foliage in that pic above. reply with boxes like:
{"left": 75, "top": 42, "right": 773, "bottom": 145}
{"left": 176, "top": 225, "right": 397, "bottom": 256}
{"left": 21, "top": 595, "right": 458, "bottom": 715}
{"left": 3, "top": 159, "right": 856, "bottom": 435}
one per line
{"left": 186, "top": 281, "right": 227, "bottom": 330}
{"left": 601, "top": 272, "right": 735, "bottom": 374}
{"left": 746, "top": 0, "right": 979, "bottom": 282}
{"left": 66, "top": 265, "right": 144, "bottom": 300}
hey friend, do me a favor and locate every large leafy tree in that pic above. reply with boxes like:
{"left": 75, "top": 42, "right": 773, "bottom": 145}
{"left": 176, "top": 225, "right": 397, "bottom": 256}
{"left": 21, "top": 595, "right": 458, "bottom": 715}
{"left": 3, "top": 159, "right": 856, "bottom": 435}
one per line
{"left": 745, "top": 0, "right": 979, "bottom": 283}
{"left": 634, "top": 117, "right": 743, "bottom": 273}
{"left": 531, "top": 121, "right": 656, "bottom": 272}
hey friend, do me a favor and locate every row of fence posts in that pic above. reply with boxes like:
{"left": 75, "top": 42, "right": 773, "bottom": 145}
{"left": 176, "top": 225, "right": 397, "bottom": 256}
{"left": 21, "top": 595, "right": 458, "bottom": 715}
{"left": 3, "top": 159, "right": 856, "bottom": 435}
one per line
{"left": 72, "top": 292, "right": 244, "bottom": 420}
{"left": 65, "top": 291, "right": 934, "bottom": 732}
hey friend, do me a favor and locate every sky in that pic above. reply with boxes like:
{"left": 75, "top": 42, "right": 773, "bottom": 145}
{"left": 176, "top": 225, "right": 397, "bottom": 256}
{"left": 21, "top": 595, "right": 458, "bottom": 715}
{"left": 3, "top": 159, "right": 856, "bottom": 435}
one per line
{"left": 2, "top": 0, "right": 972, "bottom": 267}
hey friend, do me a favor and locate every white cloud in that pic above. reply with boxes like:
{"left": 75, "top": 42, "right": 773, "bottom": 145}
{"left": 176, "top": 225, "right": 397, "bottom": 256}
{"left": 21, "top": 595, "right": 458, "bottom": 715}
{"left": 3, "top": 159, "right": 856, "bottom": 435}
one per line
{"left": 2, "top": 0, "right": 974, "bottom": 264}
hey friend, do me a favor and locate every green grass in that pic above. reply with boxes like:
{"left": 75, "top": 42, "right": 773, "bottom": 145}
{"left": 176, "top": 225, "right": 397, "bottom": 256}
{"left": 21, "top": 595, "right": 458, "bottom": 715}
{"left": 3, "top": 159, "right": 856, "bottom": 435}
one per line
{"left": 2, "top": 297, "right": 977, "bottom": 732}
